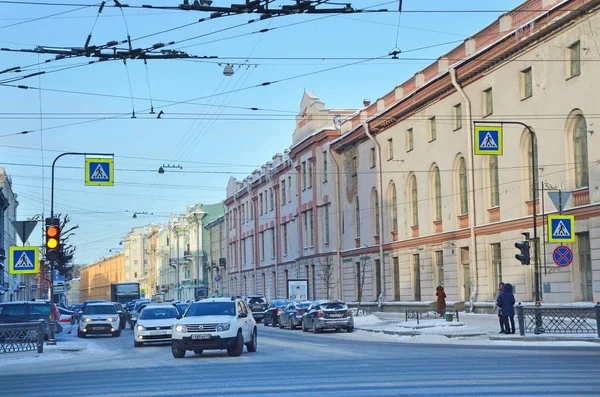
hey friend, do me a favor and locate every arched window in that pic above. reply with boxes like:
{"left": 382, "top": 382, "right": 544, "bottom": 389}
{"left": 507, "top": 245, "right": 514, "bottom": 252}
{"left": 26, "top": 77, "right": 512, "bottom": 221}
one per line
{"left": 526, "top": 132, "right": 539, "bottom": 200}
{"left": 458, "top": 157, "right": 468, "bottom": 215}
{"left": 354, "top": 197, "right": 361, "bottom": 238}
{"left": 389, "top": 183, "right": 398, "bottom": 232}
{"left": 489, "top": 155, "right": 499, "bottom": 207}
{"left": 573, "top": 115, "right": 589, "bottom": 188}
{"left": 371, "top": 189, "right": 380, "bottom": 235}
{"left": 410, "top": 175, "right": 419, "bottom": 226}
{"left": 432, "top": 166, "right": 442, "bottom": 221}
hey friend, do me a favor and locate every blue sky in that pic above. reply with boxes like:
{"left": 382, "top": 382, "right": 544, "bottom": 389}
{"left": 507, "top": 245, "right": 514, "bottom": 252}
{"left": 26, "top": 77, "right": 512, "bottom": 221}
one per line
{"left": 0, "top": 0, "right": 524, "bottom": 263}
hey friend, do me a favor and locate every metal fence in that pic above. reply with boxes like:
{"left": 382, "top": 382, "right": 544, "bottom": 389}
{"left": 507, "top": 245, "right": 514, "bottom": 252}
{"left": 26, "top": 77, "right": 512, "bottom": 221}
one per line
{"left": 516, "top": 304, "right": 600, "bottom": 337}
{"left": 405, "top": 309, "right": 460, "bottom": 324}
{"left": 0, "top": 322, "right": 44, "bottom": 354}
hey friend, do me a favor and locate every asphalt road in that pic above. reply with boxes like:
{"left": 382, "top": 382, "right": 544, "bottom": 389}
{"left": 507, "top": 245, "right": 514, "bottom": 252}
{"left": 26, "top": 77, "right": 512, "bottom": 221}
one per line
{"left": 1, "top": 324, "right": 600, "bottom": 396}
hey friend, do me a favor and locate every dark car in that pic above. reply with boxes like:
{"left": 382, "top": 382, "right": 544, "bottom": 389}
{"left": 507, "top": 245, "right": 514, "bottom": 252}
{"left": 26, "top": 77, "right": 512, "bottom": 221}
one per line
{"left": 302, "top": 300, "right": 354, "bottom": 333}
{"left": 244, "top": 295, "right": 267, "bottom": 322}
{"left": 128, "top": 300, "right": 150, "bottom": 329}
{"left": 263, "top": 299, "right": 292, "bottom": 327}
{"left": 0, "top": 301, "right": 62, "bottom": 339}
{"left": 111, "top": 302, "right": 127, "bottom": 329}
{"left": 172, "top": 302, "right": 190, "bottom": 317}
{"left": 278, "top": 301, "right": 314, "bottom": 330}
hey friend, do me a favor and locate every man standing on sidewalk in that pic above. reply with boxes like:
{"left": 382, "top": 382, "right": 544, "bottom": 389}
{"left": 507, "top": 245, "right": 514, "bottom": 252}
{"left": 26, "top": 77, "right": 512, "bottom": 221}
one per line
{"left": 494, "top": 282, "right": 505, "bottom": 333}
{"left": 497, "top": 283, "right": 516, "bottom": 334}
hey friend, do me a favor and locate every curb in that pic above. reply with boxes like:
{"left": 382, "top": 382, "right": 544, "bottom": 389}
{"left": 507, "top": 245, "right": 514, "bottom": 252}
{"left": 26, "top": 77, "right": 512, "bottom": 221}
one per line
{"left": 489, "top": 336, "right": 600, "bottom": 343}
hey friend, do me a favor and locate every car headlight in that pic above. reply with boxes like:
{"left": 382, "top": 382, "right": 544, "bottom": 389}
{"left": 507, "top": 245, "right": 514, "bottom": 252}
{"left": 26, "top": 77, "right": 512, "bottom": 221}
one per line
{"left": 82, "top": 317, "right": 91, "bottom": 323}
{"left": 137, "top": 325, "right": 146, "bottom": 331}
{"left": 108, "top": 317, "right": 117, "bottom": 323}
{"left": 175, "top": 325, "right": 186, "bottom": 333}
{"left": 216, "top": 323, "right": 230, "bottom": 332}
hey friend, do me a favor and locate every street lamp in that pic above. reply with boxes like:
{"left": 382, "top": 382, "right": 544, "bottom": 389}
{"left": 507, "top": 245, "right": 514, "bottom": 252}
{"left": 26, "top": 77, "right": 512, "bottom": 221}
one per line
{"left": 158, "top": 164, "right": 183, "bottom": 174}
{"left": 133, "top": 211, "right": 153, "bottom": 219}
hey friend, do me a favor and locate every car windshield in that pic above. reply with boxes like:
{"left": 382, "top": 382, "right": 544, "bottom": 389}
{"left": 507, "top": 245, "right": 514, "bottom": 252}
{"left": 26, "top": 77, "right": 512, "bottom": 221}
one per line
{"left": 248, "top": 297, "right": 265, "bottom": 304}
{"left": 175, "top": 304, "right": 188, "bottom": 315}
{"left": 140, "top": 307, "right": 178, "bottom": 320}
{"left": 134, "top": 301, "right": 150, "bottom": 311}
{"left": 185, "top": 302, "right": 235, "bottom": 317}
{"left": 273, "top": 300, "right": 292, "bottom": 307}
{"left": 84, "top": 305, "right": 116, "bottom": 315}
{"left": 322, "top": 303, "right": 347, "bottom": 310}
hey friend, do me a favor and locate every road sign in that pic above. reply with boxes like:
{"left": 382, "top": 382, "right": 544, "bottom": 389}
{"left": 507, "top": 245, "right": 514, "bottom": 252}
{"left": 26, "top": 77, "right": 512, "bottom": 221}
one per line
{"left": 215, "top": 274, "right": 222, "bottom": 282}
{"left": 548, "top": 191, "right": 572, "bottom": 214}
{"left": 54, "top": 274, "right": 65, "bottom": 286}
{"left": 9, "top": 246, "right": 39, "bottom": 274}
{"left": 474, "top": 126, "right": 503, "bottom": 155}
{"left": 553, "top": 246, "right": 573, "bottom": 267}
{"left": 85, "top": 158, "right": 114, "bottom": 186}
{"left": 548, "top": 214, "right": 575, "bottom": 243}
{"left": 11, "top": 221, "right": 37, "bottom": 245}
{"left": 54, "top": 285, "right": 66, "bottom": 294}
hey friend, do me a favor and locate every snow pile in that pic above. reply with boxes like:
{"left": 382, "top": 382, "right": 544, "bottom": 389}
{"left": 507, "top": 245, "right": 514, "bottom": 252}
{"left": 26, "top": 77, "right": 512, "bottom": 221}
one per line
{"left": 353, "top": 314, "right": 386, "bottom": 328}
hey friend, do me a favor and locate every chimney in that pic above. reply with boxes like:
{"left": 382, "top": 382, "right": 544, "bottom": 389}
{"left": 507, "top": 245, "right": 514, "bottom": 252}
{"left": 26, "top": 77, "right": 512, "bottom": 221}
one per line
{"left": 261, "top": 165, "right": 267, "bottom": 175}
{"left": 272, "top": 153, "right": 283, "bottom": 165}
{"left": 252, "top": 169, "right": 261, "bottom": 179}
{"left": 363, "top": 98, "right": 371, "bottom": 107}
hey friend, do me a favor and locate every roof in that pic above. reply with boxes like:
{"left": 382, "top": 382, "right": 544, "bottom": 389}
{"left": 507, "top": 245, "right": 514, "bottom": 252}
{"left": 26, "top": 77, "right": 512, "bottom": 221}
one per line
{"left": 195, "top": 297, "right": 237, "bottom": 303}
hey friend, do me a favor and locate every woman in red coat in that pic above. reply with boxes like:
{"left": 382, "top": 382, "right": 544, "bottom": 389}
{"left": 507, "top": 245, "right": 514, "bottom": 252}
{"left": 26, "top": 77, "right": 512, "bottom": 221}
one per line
{"left": 436, "top": 285, "right": 446, "bottom": 317}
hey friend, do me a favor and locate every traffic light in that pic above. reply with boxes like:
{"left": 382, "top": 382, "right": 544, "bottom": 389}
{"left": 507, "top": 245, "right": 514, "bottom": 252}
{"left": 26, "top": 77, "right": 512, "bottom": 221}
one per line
{"left": 515, "top": 232, "right": 530, "bottom": 265}
{"left": 45, "top": 217, "right": 61, "bottom": 261}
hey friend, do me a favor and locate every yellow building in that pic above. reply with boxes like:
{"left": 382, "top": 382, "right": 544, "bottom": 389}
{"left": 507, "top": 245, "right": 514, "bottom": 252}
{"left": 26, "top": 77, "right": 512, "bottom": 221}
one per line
{"left": 79, "top": 253, "right": 124, "bottom": 301}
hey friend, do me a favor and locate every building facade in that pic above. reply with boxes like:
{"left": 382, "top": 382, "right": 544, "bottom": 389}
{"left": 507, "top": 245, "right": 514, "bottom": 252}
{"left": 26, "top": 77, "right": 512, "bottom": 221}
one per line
{"left": 155, "top": 203, "right": 223, "bottom": 301}
{"left": 225, "top": 0, "right": 600, "bottom": 305}
{"left": 79, "top": 253, "right": 124, "bottom": 301}
{"left": 66, "top": 277, "right": 81, "bottom": 305}
{"left": 122, "top": 225, "right": 158, "bottom": 296}
{"left": 204, "top": 215, "right": 227, "bottom": 296}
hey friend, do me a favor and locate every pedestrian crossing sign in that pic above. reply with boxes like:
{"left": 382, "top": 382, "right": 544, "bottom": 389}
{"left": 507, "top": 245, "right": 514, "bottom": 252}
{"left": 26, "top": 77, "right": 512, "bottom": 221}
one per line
{"left": 548, "top": 214, "right": 575, "bottom": 243}
{"left": 85, "top": 158, "right": 114, "bottom": 186}
{"left": 474, "top": 126, "right": 503, "bottom": 155}
{"left": 9, "top": 246, "right": 39, "bottom": 274}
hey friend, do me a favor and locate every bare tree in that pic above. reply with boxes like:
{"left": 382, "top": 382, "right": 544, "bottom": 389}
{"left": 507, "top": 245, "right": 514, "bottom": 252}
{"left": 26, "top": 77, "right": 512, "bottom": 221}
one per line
{"left": 315, "top": 256, "right": 338, "bottom": 299}
{"left": 54, "top": 214, "right": 79, "bottom": 281}
{"left": 356, "top": 255, "right": 372, "bottom": 316}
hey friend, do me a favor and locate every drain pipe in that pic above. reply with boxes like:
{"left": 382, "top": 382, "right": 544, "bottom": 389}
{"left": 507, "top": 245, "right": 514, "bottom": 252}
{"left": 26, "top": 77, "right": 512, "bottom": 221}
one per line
{"left": 329, "top": 150, "right": 344, "bottom": 300}
{"left": 450, "top": 68, "right": 479, "bottom": 309}
{"left": 363, "top": 122, "right": 385, "bottom": 306}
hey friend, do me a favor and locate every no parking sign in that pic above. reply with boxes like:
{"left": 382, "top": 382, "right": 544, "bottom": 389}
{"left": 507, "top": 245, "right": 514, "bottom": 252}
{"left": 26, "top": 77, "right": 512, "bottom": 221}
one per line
{"left": 552, "top": 246, "right": 573, "bottom": 267}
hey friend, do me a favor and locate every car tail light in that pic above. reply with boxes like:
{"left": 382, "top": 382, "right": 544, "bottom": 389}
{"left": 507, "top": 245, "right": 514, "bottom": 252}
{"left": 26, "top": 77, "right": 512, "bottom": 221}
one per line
{"left": 52, "top": 304, "right": 60, "bottom": 321}
{"left": 275, "top": 308, "right": 282, "bottom": 314}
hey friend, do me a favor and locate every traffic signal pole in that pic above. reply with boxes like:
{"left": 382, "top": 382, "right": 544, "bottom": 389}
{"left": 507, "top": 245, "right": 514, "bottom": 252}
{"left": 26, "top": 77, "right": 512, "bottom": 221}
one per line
{"left": 473, "top": 121, "right": 541, "bottom": 307}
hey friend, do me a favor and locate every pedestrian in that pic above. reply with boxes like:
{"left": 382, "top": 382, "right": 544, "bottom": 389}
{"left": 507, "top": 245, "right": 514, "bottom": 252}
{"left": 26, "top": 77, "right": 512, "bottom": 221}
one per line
{"left": 497, "top": 283, "right": 516, "bottom": 334}
{"left": 436, "top": 285, "right": 446, "bottom": 317}
{"left": 494, "top": 282, "right": 505, "bottom": 333}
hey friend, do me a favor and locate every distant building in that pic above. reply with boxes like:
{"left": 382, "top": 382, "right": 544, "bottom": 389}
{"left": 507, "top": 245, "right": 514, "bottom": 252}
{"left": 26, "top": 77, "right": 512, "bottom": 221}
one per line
{"left": 66, "top": 277, "right": 81, "bottom": 305}
{"left": 204, "top": 215, "right": 226, "bottom": 297}
{"left": 79, "top": 253, "right": 124, "bottom": 301}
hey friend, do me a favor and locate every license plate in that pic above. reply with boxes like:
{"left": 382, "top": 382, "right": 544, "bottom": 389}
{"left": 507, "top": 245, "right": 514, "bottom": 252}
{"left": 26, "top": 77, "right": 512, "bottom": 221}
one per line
{"left": 329, "top": 314, "right": 343, "bottom": 318}
{"left": 191, "top": 334, "right": 211, "bottom": 340}
{"left": 151, "top": 330, "right": 168, "bottom": 335}
{"left": 92, "top": 327, "right": 104, "bottom": 330}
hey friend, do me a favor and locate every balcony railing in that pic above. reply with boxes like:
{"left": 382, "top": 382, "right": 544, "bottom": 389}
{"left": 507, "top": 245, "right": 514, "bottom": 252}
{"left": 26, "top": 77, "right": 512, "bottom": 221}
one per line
{"left": 572, "top": 188, "right": 590, "bottom": 207}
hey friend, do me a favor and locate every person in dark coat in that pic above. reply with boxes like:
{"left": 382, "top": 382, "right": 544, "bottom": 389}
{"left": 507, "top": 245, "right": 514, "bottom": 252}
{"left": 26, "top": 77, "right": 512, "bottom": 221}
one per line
{"left": 497, "top": 283, "right": 516, "bottom": 334}
{"left": 494, "top": 282, "right": 505, "bottom": 333}
{"left": 436, "top": 285, "right": 447, "bottom": 317}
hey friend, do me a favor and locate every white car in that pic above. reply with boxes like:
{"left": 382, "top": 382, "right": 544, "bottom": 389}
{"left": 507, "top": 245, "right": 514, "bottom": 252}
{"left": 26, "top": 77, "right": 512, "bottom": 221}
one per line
{"left": 171, "top": 297, "right": 257, "bottom": 358}
{"left": 78, "top": 303, "right": 121, "bottom": 337}
{"left": 134, "top": 304, "right": 180, "bottom": 347}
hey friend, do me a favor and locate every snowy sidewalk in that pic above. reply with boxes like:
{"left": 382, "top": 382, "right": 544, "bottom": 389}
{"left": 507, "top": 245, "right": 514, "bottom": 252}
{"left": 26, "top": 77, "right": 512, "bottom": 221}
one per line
{"left": 0, "top": 329, "right": 108, "bottom": 367}
{"left": 353, "top": 312, "right": 600, "bottom": 346}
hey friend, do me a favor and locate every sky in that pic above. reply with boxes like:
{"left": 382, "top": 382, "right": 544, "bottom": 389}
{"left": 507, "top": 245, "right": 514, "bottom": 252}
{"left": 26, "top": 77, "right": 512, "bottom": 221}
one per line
{"left": 0, "top": 0, "right": 524, "bottom": 264}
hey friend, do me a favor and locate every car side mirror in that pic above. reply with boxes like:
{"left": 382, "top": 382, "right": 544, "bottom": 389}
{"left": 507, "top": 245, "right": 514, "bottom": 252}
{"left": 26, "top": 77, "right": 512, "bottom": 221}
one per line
{"left": 239, "top": 312, "right": 248, "bottom": 318}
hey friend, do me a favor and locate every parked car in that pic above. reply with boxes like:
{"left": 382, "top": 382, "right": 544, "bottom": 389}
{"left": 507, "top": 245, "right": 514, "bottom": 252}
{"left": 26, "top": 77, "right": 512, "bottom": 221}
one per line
{"left": 244, "top": 295, "right": 267, "bottom": 322}
{"left": 302, "top": 300, "right": 354, "bottom": 333}
{"left": 171, "top": 297, "right": 257, "bottom": 358}
{"left": 134, "top": 304, "right": 180, "bottom": 347}
{"left": 263, "top": 299, "right": 292, "bottom": 327}
{"left": 0, "top": 301, "right": 62, "bottom": 340}
{"left": 78, "top": 303, "right": 121, "bottom": 338}
{"left": 128, "top": 300, "right": 150, "bottom": 329}
{"left": 58, "top": 307, "right": 75, "bottom": 334}
{"left": 278, "top": 301, "right": 314, "bottom": 330}
{"left": 111, "top": 302, "right": 127, "bottom": 330}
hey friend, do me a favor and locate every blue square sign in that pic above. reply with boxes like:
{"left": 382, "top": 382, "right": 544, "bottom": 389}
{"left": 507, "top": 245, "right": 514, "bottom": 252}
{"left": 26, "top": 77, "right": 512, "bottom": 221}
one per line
{"left": 85, "top": 158, "right": 113, "bottom": 186}
{"left": 474, "top": 126, "right": 503, "bottom": 155}
{"left": 9, "top": 246, "right": 39, "bottom": 274}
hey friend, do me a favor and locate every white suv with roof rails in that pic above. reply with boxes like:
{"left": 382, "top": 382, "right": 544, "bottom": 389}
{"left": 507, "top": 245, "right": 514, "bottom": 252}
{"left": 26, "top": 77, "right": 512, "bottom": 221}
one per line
{"left": 171, "top": 297, "right": 257, "bottom": 358}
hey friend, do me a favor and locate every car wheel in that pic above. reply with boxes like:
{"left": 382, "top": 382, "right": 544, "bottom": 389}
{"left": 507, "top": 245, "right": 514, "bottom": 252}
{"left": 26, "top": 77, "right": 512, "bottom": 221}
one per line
{"left": 246, "top": 329, "right": 257, "bottom": 353}
{"left": 347, "top": 327, "right": 354, "bottom": 333}
{"left": 278, "top": 318, "right": 284, "bottom": 329}
{"left": 227, "top": 331, "right": 244, "bottom": 357}
{"left": 112, "top": 330, "right": 121, "bottom": 337}
{"left": 264, "top": 317, "right": 269, "bottom": 327}
{"left": 312, "top": 322, "right": 320, "bottom": 334}
{"left": 172, "top": 345, "right": 186, "bottom": 359}
{"left": 77, "top": 329, "right": 85, "bottom": 338}
{"left": 193, "top": 349, "right": 203, "bottom": 354}
{"left": 289, "top": 319, "right": 296, "bottom": 330}
{"left": 134, "top": 341, "right": 143, "bottom": 347}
